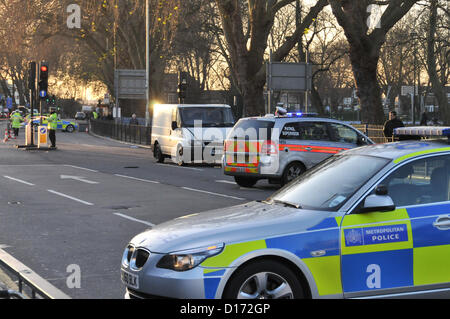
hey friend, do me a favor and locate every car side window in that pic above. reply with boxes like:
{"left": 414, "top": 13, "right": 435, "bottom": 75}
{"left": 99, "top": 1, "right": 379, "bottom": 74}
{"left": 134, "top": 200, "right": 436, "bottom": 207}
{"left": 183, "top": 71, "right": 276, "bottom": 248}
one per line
{"left": 328, "top": 123, "right": 358, "bottom": 144}
{"left": 280, "top": 122, "right": 331, "bottom": 141}
{"left": 378, "top": 155, "right": 449, "bottom": 207}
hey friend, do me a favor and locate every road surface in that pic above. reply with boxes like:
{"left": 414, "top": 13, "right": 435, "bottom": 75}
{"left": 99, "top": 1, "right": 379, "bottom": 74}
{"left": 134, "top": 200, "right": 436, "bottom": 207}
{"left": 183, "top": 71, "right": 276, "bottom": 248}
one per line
{"left": 0, "top": 125, "right": 278, "bottom": 299}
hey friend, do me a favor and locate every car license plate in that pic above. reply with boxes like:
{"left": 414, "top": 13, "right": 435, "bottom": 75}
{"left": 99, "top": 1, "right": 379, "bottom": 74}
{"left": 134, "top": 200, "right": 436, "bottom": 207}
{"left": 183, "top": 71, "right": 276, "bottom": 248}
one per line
{"left": 121, "top": 270, "right": 139, "bottom": 289}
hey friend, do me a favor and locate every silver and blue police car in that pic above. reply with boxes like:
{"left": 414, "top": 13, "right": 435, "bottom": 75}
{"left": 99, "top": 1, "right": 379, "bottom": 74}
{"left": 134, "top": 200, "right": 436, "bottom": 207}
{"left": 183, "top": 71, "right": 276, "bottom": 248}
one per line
{"left": 223, "top": 112, "right": 374, "bottom": 187}
{"left": 121, "top": 127, "right": 450, "bottom": 299}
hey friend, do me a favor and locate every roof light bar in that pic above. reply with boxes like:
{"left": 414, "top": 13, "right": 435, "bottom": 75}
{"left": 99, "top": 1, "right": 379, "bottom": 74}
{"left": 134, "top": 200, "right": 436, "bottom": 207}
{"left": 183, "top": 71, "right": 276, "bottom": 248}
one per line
{"left": 394, "top": 127, "right": 450, "bottom": 137}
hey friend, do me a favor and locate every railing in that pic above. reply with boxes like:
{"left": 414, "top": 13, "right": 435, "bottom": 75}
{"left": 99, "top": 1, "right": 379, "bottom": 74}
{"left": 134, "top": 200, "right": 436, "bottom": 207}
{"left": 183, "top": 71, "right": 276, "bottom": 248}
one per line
{"left": 90, "top": 120, "right": 152, "bottom": 146}
{"left": 352, "top": 124, "right": 392, "bottom": 144}
{"left": 0, "top": 249, "right": 71, "bottom": 299}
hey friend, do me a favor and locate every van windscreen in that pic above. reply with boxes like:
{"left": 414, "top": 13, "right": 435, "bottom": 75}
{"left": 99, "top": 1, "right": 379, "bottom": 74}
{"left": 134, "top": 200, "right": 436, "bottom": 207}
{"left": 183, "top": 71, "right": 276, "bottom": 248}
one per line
{"left": 179, "top": 107, "right": 235, "bottom": 127}
{"left": 228, "top": 119, "right": 275, "bottom": 140}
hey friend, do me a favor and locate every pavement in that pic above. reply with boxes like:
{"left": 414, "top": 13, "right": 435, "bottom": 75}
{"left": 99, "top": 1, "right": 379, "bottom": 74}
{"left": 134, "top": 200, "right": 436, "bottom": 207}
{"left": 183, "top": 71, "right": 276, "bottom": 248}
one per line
{"left": 0, "top": 125, "right": 279, "bottom": 299}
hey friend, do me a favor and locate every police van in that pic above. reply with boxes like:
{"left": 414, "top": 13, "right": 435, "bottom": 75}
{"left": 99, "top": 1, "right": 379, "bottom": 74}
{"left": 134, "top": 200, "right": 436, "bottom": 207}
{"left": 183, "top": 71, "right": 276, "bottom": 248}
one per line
{"left": 223, "top": 111, "right": 374, "bottom": 187}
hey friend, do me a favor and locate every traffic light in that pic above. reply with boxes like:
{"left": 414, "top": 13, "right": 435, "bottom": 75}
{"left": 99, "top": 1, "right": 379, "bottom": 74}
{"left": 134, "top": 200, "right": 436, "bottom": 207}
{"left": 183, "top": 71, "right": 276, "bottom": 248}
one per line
{"left": 38, "top": 62, "right": 49, "bottom": 99}
{"left": 178, "top": 71, "right": 188, "bottom": 101}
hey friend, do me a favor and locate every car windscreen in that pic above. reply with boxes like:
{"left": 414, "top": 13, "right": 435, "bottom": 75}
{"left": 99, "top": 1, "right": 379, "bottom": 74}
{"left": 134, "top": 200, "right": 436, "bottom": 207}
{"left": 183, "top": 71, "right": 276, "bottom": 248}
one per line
{"left": 267, "top": 155, "right": 390, "bottom": 211}
{"left": 227, "top": 119, "right": 275, "bottom": 141}
{"left": 179, "top": 107, "right": 235, "bottom": 127}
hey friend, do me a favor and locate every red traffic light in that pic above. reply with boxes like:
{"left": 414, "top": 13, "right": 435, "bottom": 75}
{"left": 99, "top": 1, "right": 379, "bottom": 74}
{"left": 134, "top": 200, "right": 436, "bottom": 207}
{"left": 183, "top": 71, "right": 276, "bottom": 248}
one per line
{"left": 41, "top": 66, "right": 48, "bottom": 72}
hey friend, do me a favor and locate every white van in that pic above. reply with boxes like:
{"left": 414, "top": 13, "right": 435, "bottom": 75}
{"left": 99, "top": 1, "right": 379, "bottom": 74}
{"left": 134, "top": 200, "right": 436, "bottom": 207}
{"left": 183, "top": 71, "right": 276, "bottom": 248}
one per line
{"left": 151, "top": 104, "right": 235, "bottom": 165}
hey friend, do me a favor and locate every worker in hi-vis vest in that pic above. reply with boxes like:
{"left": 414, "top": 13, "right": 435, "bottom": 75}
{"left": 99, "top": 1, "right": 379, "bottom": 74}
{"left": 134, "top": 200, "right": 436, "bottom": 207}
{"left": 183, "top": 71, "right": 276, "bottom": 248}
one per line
{"left": 47, "top": 110, "right": 58, "bottom": 148}
{"left": 10, "top": 110, "right": 23, "bottom": 139}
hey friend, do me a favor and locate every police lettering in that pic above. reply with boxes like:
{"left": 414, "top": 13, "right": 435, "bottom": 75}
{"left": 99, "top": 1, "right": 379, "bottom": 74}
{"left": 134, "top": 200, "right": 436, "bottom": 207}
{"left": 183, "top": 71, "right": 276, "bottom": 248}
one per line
{"left": 372, "top": 233, "right": 399, "bottom": 242}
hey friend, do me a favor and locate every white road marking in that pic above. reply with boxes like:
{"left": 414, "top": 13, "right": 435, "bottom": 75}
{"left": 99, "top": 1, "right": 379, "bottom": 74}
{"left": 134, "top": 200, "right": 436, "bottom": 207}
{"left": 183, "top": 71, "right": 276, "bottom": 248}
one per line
{"left": 0, "top": 244, "right": 11, "bottom": 249}
{"left": 3, "top": 176, "right": 35, "bottom": 186}
{"left": 60, "top": 175, "right": 99, "bottom": 184}
{"left": 156, "top": 164, "right": 203, "bottom": 171}
{"left": 47, "top": 190, "right": 94, "bottom": 206}
{"left": 181, "top": 187, "right": 245, "bottom": 201}
{"left": 215, "top": 180, "right": 236, "bottom": 185}
{"left": 64, "top": 165, "right": 99, "bottom": 173}
{"left": 114, "top": 213, "right": 155, "bottom": 227}
{"left": 114, "top": 174, "right": 160, "bottom": 184}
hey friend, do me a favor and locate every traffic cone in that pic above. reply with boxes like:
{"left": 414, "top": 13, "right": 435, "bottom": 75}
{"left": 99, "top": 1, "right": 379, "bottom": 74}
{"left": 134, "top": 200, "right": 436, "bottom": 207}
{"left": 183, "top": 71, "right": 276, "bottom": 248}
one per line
{"left": 3, "top": 129, "right": 8, "bottom": 142}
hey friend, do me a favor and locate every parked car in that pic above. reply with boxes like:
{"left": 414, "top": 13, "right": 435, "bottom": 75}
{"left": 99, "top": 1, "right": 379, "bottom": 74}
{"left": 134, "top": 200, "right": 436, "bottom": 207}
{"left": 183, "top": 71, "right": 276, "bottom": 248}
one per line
{"left": 75, "top": 112, "right": 87, "bottom": 121}
{"left": 151, "top": 104, "right": 235, "bottom": 165}
{"left": 223, "top": 112, "right": 373, "bottom": 187}
{"left": 121, "top": 127, "right": 450, "bottom": 299}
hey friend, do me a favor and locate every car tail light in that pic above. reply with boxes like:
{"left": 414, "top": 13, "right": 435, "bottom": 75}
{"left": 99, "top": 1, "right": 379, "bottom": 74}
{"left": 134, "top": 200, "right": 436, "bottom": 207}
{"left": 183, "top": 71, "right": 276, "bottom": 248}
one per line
{"left": 261, "top": 141, "right": 277, "bottom": 155}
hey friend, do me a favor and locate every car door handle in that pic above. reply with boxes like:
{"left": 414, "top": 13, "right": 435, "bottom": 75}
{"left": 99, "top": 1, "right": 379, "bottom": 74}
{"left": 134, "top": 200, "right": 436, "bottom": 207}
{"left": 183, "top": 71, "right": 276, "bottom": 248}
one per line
{"left": 433, "top": 216, "right": 450, "bottom": 230}
{"left": 305, "top": 147, "right": 313, "bottom": 152}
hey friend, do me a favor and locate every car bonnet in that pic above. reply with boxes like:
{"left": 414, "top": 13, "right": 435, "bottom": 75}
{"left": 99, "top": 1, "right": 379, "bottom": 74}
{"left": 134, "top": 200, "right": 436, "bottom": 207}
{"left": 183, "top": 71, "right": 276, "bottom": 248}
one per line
{"left": 129, "top": 201, "right": 337, "bottom": 254}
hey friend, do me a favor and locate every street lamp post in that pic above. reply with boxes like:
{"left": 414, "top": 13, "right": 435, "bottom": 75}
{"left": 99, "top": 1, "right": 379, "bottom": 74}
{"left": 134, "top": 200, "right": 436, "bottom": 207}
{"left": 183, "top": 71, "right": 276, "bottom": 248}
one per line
{"left": 410, "top": 31, "right": 418, "bottom": 125}
{"left": 145, "top": 0, "right": 151, "bottom": 127}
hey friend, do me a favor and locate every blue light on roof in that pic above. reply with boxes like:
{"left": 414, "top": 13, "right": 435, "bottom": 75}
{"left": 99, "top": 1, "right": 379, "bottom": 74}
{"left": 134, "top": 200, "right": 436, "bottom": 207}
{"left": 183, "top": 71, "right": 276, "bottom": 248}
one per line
{"left": 286, "top": 112, "right": 303, "bottom": 117}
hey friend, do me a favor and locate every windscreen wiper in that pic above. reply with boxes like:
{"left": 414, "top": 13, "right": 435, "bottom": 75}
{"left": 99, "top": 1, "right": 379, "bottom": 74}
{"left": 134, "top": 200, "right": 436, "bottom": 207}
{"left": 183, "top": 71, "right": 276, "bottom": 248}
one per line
{"left": 272, "top": 199, "right": 302, "bottom": 209}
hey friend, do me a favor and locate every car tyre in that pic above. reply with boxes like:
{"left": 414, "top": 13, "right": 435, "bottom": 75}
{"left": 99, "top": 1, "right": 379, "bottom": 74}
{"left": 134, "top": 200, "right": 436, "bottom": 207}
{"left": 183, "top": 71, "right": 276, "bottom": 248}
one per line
{"left": 154, "top": 143, "right": 165, "bottom": 163}
{"left": 281, "top": 162, "right": 305, "bottom": 186}
{"left": 223, "top": 260, "right": 304, "bottom": 299}
{"left": 66, "top": 125, "right": 75, "bottom": 133}
{"left": 234, "top": 176, "right": 258, "bottom": 188}
{"left": 176, "top": 145, "right": 185, "bottom": 166}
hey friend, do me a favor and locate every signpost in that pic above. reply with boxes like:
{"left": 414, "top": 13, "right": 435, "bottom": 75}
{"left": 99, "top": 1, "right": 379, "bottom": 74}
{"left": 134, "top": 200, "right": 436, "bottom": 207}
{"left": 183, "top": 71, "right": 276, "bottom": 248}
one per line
{"left": 266, "top": 62, "right": 312, "bottom": 114}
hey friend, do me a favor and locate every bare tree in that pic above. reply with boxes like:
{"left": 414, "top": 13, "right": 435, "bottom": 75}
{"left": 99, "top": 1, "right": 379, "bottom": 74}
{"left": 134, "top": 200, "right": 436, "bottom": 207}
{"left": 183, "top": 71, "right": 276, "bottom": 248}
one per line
{"left": 215, "top": 0, "right": 328, "bottom": 116}
{"left": 328, "top": 0, "right": 419, "bottom": 124}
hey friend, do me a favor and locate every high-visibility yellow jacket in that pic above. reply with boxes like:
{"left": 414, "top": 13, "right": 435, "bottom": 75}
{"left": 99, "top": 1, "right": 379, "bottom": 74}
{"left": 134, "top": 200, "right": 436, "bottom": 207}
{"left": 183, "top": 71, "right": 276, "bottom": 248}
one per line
{"left": 11, "top": 113, "right": 23, "bottom": 129}
{"left": 47, "top": 113, "right": 58, "bottom": 130}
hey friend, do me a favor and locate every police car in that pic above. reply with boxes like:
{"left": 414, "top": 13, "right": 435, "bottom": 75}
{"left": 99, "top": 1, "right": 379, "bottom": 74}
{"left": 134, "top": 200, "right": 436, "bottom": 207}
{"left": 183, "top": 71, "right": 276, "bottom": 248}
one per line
{"left": 24, "top": 116, "right": 78, "bottom": 133}
{"left": 223, "top": 111, "right": 373, "bottom": 187}
{"left": 121, "top": 127, "right": 450, "bottom": 299}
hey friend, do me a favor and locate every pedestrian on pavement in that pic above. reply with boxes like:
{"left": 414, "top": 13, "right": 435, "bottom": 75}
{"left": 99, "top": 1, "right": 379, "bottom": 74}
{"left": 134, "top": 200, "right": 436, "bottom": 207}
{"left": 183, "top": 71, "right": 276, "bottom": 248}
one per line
{"left": 10, "top": 110, "right": 23, "bottom": 139}
{"left": 129, "top": 114, "right": 139, "bottom": 125}
{"left": 47, "top": 109, "right": 58, "bottom": 148}
{"left": 420, "top": 111, "right": 428, "bottom": 126}
{"left": 383, "top": 111, "right": 405, "bottom": 139}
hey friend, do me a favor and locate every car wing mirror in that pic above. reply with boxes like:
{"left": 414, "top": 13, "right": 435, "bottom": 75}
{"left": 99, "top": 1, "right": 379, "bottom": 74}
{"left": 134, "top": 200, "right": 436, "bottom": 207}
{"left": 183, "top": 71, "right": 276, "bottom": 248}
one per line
{"left": 357, "top": 135, "right": 367, "bottom": 146}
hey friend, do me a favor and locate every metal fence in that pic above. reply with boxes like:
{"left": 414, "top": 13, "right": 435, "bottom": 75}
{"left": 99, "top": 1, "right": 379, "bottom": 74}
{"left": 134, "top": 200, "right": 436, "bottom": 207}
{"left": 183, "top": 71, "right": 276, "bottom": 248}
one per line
{"left": 0, "top": 249, "right": 71, "bottom": 299}
{"left": 90, "top": 120, "right": 152, "bottom": 146}
{"left": 352, "top": 124, "right": 391, "bottom": 144}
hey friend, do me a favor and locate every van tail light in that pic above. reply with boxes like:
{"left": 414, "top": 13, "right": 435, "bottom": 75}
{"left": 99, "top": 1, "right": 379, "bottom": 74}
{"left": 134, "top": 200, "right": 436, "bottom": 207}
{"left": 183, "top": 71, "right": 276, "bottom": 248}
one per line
{"left": 261, "top": 141, "right": 278, "bottom": 155}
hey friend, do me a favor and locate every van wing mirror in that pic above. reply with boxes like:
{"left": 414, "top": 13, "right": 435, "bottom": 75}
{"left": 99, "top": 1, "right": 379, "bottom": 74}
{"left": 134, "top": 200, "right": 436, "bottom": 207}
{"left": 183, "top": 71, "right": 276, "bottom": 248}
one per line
{"left": 171, "top": 121, "right": 178, "bottom": 130}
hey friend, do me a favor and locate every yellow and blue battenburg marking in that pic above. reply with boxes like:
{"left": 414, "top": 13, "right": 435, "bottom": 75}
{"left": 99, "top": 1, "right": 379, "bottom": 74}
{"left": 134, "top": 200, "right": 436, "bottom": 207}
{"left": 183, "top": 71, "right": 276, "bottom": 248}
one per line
{"left": 200, "top": 201, "right": 450, "bottom": 298}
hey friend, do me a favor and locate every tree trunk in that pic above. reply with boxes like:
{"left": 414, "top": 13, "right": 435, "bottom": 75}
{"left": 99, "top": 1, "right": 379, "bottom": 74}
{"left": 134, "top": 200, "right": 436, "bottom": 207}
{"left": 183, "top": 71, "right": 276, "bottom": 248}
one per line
{"left": 427, "top": 0, "right": 449, "bottom": 124}
{"left": 350, "top": 46, "right": 384, "bottom": 124}
{"left": 241, "top": 80, "right": 266, "bottom": 117}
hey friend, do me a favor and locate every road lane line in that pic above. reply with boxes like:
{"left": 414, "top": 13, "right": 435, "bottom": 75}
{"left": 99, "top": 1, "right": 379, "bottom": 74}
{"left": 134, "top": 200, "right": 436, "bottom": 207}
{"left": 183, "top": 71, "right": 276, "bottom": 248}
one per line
{"left": 181, "top": 187, "right": 245, "bottom": 201}
{"left": 114, "top": 174, "right": 160, "bottom": 184}
{"left": 3, "top": 176, "right": 35, "bottom": 186}
{"left": 47, "top": 190, "right": 94, "bottom": 206}
{"left": 64, "top": 165, "right": 99, "bottom": 173}
{"left": 215, "top": 180, "right": 237, "bottom": 185}
{"left": 156, "top": 164, "right": 204, "bottom": 171}
{"left": 114, "top": 213, "right": 155, "bottom": 227}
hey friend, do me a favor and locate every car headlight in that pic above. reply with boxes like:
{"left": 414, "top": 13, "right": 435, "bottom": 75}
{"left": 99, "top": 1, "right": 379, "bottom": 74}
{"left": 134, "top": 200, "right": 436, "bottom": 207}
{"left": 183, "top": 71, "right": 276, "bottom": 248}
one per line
{"left": 156, "top": 244, "right": 224, "bottom": 272}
